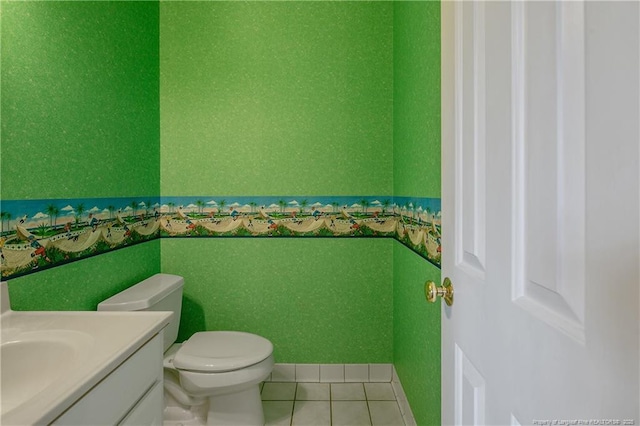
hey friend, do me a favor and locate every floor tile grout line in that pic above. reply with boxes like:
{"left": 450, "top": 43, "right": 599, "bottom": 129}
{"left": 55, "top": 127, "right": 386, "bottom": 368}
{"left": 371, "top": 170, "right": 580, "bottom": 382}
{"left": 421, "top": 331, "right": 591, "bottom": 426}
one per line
{"left": 365, "top": 398, "right": 373, "bottom": 426}
{"left": 288, "top": 383, "right": 296, "bottom": 426}
{"left": 363, "top": 383, "right": 373, "bottom": 426}
{"left": 329, "top": 399, "right": 333, "bottom": 426}
{"left": 329, "top": 383, "right": 332, "bottom": 426}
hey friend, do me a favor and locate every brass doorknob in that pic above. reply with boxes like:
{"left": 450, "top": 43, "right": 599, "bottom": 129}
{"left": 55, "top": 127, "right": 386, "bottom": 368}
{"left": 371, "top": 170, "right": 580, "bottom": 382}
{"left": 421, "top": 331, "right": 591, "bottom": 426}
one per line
{"left": 425, "top": 277, "right": 454, "bottom": 306}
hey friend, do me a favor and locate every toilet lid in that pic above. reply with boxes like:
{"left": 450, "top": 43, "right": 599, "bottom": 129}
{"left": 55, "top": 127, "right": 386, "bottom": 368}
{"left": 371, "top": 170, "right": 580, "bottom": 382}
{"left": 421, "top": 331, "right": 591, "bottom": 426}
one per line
{"left": 173, "top": 331, "right": 273, "bottom": 373}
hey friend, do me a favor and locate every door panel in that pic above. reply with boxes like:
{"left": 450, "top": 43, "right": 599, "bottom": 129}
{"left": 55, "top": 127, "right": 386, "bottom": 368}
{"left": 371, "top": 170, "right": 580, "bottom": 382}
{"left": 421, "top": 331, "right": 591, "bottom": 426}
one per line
{"left": 456, "top": 0, "right": 487, "bottom": 280}
{"left": 511, "top": 1, "right": 587, "bottom": 342}
{"left": 455, "top": 344, "right": 486, "bottom": 426}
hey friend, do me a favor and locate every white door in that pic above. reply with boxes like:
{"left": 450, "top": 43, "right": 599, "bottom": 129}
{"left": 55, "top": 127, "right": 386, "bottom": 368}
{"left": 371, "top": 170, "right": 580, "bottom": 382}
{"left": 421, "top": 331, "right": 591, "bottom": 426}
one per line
{"left": 441, "top": 1, "right": 639, "bottom": 424}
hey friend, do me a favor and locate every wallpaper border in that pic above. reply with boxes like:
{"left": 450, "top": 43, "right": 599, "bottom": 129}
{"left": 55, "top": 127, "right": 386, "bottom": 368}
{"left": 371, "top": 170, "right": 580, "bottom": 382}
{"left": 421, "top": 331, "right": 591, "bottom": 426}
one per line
{"left": 0, "top": 195, "right": 441, "bottom": 279}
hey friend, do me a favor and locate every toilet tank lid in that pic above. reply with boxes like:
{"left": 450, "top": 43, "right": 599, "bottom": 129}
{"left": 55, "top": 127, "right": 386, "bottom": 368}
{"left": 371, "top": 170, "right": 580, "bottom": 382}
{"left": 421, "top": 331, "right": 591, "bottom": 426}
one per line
{"left": 97, "top": 274, "right": 184, "bottom": 311}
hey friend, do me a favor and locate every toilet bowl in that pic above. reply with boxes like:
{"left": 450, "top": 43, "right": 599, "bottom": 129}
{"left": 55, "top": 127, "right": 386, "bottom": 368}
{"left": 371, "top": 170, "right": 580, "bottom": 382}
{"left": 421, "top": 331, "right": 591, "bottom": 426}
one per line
{"left": 165, "top": 332, "right": 274, "bottom": 426}
{"left": 98, "top": 274, "right": 274, "bottom": 426}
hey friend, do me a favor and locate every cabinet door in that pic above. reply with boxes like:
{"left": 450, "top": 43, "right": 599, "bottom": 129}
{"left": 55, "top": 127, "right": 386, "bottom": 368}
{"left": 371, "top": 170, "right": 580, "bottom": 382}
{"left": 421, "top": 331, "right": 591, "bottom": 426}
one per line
{"left": 52, "top": 335, "right": 163, "bottom": 425}
{"left": 119, "top": 381, "right": 163, "bottom": 426}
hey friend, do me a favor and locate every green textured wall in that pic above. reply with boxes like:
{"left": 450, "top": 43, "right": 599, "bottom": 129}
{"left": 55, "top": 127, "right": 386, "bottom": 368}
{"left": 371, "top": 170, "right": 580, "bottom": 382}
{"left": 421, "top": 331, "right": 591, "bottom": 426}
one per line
{"left": 162, "top": 238, "right": 393, "bottom": 363}
{"left": 160, "top": 1, "right": 393, "bottom": 196}
{"left": 1, "top": 1, "right": 161, "bottom": 308}
{"left": 393, "top": 243, "right": 441, "bottom": 425}
{"left": 1, "top": 1, "right": 160, "bottom": 200}
{"left": 2, "top": 6, "right": 444, "bottom": 419}
{"left": 393, "top": 1, "right": 441, "bottom": 199}
{"left": 160, "top": 1, "right": 395, "bottom": 362}
{"left": 393, "top": 2, "right": 441, "bottom": 425}
{"left": 8, "top": 241, "right": 161, "bottom": 311}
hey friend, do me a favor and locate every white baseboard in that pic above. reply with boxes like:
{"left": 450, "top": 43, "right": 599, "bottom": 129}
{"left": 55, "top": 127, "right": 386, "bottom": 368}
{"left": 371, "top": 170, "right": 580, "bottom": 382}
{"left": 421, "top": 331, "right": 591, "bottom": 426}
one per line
{"left": 392, "top": 365, "right": 417, "bottom": 426}
{"left": 265, "top": 363, "right": 394, "bottom": 383}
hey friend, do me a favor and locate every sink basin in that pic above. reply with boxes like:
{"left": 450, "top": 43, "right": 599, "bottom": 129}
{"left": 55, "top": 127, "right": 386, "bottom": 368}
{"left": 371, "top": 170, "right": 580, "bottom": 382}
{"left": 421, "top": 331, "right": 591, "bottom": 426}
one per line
{"left": 1, "top": 330, "right": 94, "bottom": 413}
{"left": 0, "top": 281, "right": 172, "bottom": 425}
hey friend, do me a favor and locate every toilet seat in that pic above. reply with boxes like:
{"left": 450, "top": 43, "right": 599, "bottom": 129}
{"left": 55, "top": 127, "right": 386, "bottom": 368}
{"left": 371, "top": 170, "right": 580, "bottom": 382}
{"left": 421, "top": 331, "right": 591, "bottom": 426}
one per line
{"left": 173, "top": 331, "right": 273, "bottom": 373}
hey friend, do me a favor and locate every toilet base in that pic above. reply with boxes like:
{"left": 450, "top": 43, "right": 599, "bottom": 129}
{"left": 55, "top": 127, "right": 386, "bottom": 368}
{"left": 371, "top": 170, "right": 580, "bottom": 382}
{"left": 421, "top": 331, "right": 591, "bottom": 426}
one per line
{"left": 163, "top": 404, "right": 208, "bottom": 426}
{"left": 205, "top": 384, "right": 264, "bottom": 426}
{"left": 163, "top": 416, "right": 205, "bottom": 426}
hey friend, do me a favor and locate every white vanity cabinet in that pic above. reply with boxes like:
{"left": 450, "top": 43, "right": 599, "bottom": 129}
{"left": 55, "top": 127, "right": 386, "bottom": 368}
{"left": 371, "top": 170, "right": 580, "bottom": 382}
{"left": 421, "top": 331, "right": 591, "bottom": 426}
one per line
{"left": 52, "top": 332, "right": 164, "bottom": 426}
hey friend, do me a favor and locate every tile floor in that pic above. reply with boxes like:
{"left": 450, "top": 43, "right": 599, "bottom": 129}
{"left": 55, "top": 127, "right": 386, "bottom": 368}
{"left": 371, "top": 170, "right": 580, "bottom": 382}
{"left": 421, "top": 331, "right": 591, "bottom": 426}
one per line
{"left": 261, "top": 382, "right": 405, "bottom": 426}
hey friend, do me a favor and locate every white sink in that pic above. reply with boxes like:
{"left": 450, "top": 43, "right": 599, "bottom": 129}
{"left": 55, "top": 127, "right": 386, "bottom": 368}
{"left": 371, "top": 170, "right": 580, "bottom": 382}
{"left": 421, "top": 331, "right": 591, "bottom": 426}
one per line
{"left": 1, "top": 329, "right": 94, "bottom": 413}
{"left": 0, "top": 282, "right": 172, "bottom": 425}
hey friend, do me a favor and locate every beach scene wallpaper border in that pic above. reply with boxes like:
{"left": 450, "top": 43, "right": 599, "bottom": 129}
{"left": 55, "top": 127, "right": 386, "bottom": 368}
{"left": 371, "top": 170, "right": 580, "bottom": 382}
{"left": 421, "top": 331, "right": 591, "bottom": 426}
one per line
{"left": 0, "top": 195, "right": 441, "bottom": 279}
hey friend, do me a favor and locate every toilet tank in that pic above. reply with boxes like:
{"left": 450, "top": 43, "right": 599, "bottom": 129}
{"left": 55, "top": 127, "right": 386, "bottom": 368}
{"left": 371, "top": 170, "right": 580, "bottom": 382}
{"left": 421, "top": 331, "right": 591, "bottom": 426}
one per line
{"left": 97, "top": 274, "right": 184, "bottom": 352}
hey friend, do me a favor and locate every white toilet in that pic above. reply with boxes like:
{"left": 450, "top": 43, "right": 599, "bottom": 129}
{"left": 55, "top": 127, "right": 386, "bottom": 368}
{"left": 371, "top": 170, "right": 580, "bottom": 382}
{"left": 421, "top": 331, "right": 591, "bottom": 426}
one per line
{"left": 98, "top": 274, "right": 274, "bottom": 426}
